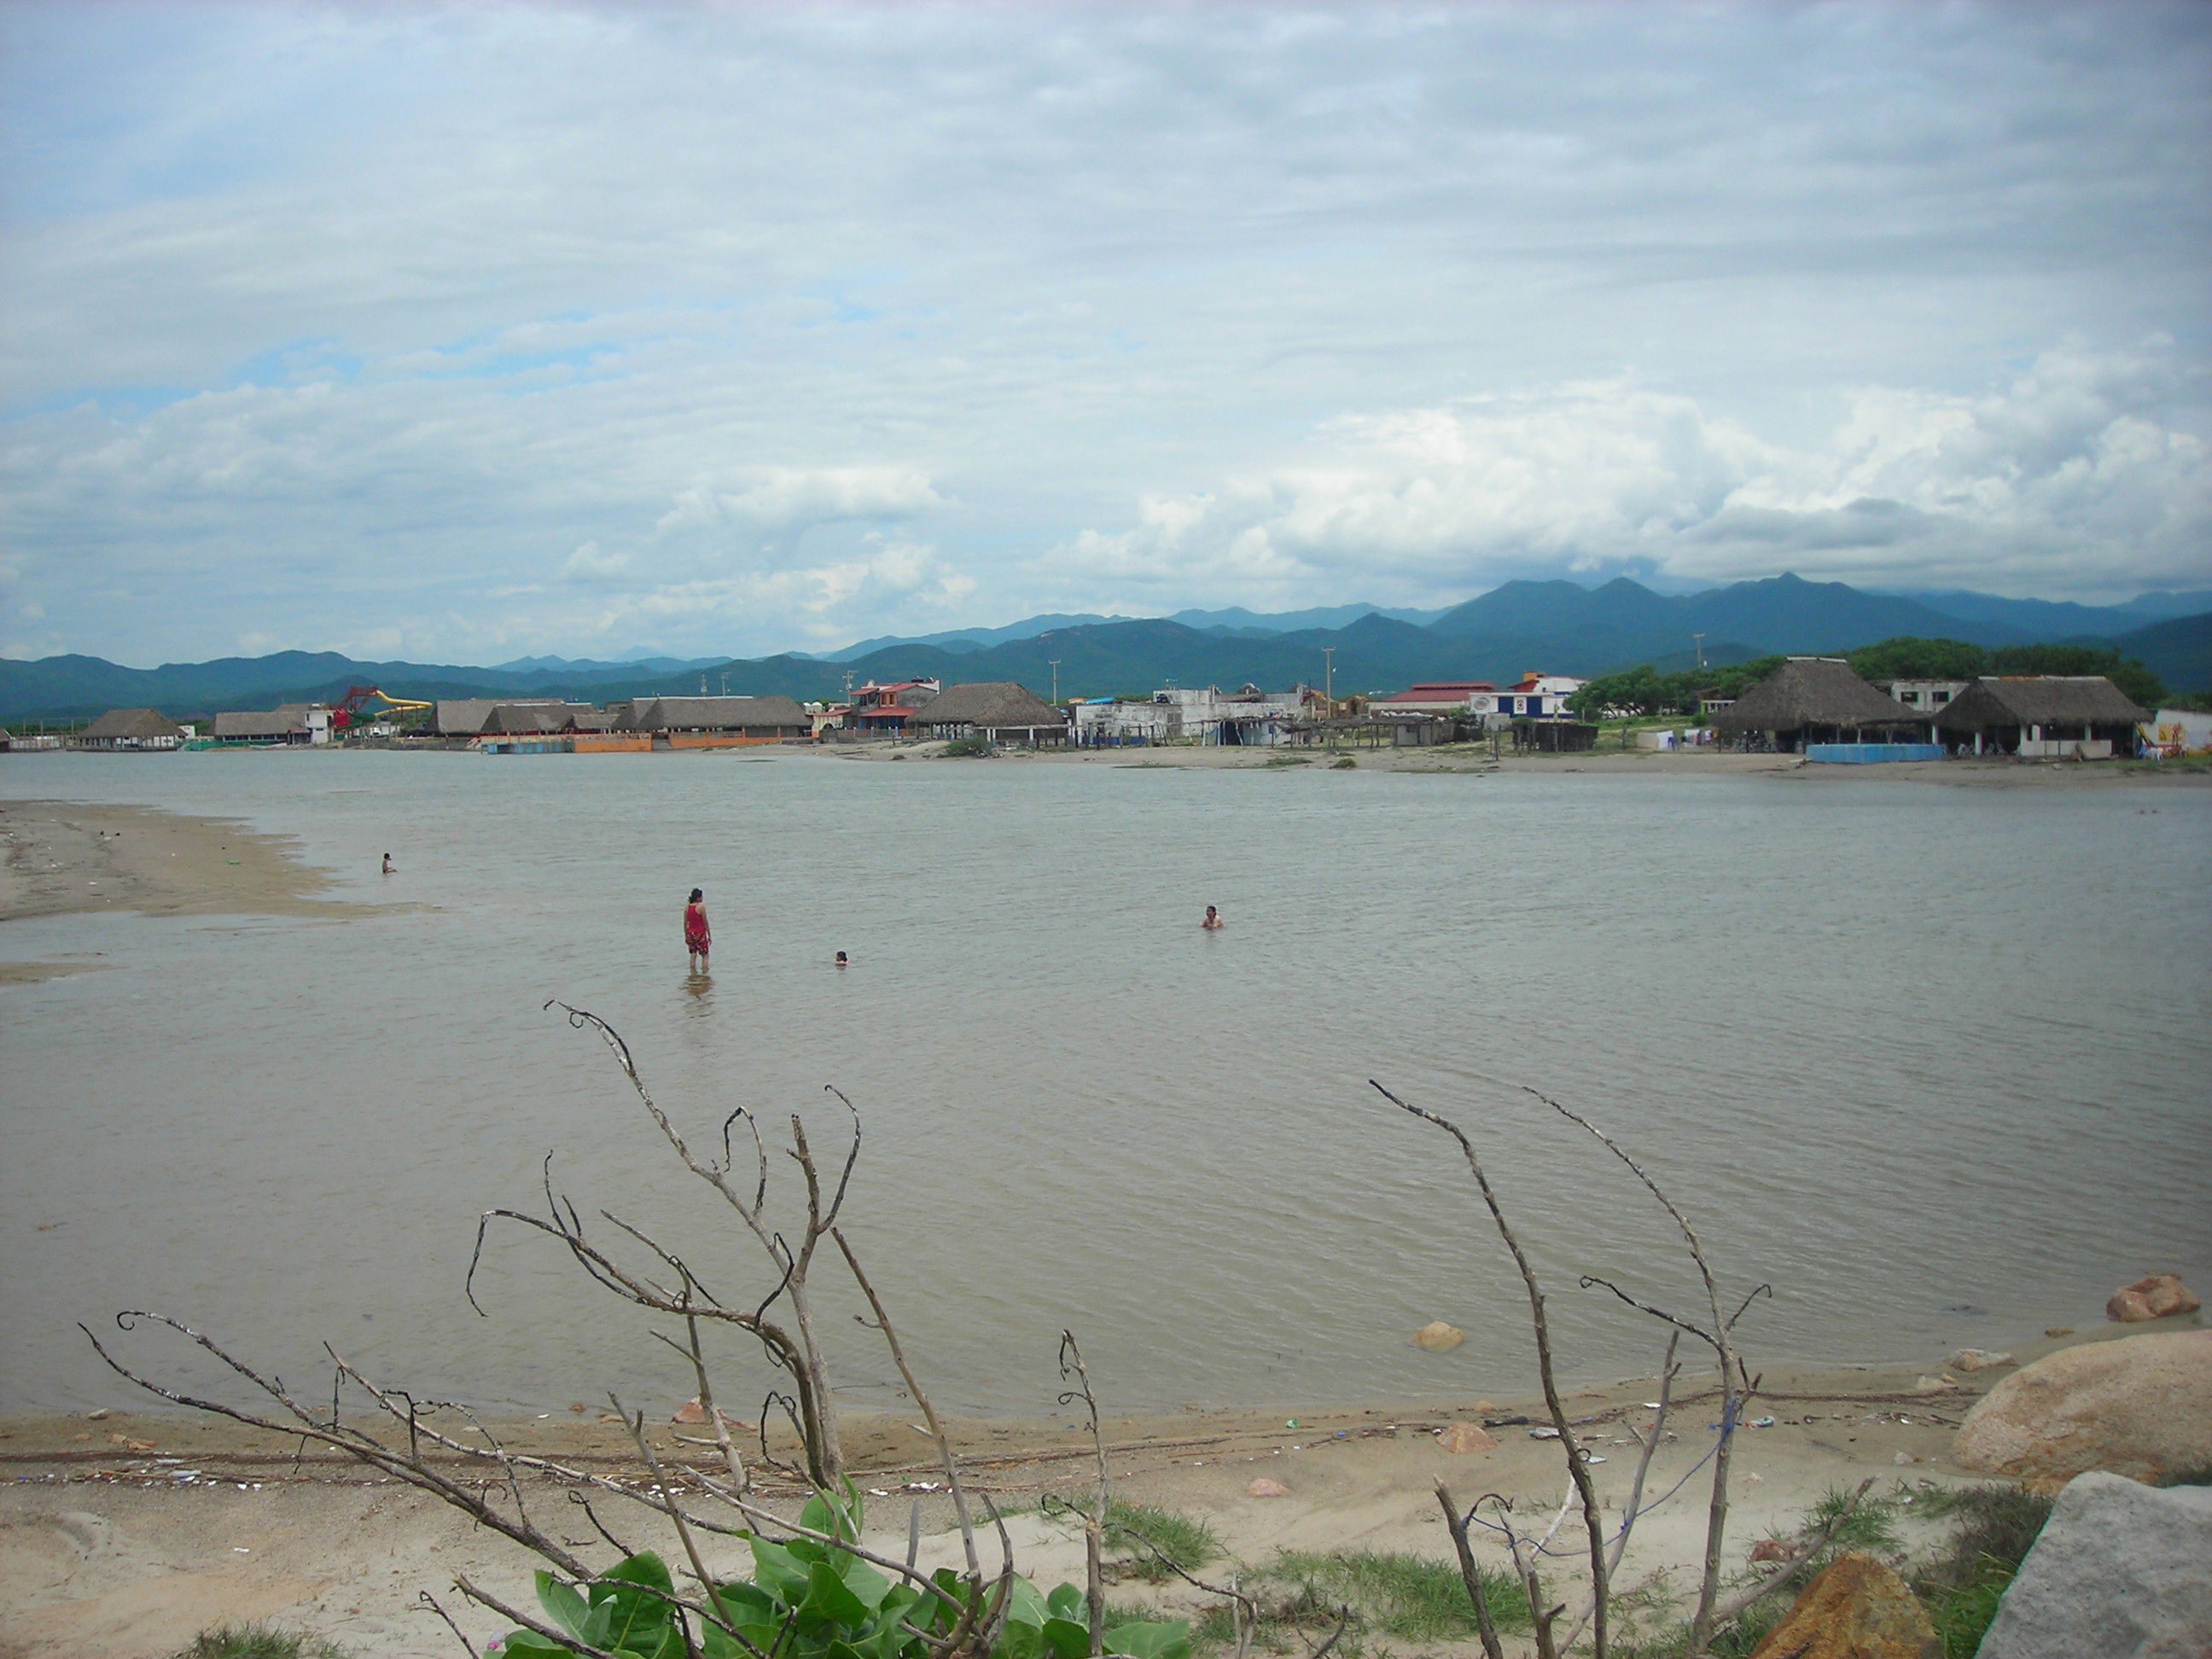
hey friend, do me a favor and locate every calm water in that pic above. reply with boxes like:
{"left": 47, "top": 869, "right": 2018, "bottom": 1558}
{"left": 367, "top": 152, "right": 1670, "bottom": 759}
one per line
{"left": 3, "top": 749, "right": 2208, "bottom": 1421}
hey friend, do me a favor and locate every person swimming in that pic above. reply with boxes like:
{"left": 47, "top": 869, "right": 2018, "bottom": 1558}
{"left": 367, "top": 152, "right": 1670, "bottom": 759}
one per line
{"left": 835, "top": 951, "right": 849, "bottom": 968}
{"left": 684, "top": 888, "right": 712, "bottom": 971}
{"left": 1202, "top": 905, "right": 1224, "bottom": 929}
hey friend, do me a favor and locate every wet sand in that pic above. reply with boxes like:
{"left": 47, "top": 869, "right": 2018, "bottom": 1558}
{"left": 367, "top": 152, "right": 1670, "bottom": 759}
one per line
{"left": 8, "top": 1318, "right": 2192, "bottom": 1659}
{"left": 0, "top": 799, "right": 367, "bottom": 931}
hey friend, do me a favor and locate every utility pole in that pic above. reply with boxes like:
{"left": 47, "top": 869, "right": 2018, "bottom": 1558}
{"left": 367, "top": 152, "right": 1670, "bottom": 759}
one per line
{"left": 1693, "top": 633, "right": 1706, "bottom": 672}
{"left": 720, "top": 671, "right": 730, "bottom": 696}
{"left": 1049, "top": 658, "right": 1062, "bottom": 703}
{"left": 1321, "top": 646, "right": 1336, "bottom": 707}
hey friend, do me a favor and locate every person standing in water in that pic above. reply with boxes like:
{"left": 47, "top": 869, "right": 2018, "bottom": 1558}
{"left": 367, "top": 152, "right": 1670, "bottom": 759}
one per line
{"left": 684, "top": 888, "right": 712, "bottom": 971}
{"left": 1202, "top": 905, "right": 1224, "bottom": 930}
{"left": 381, "top": 853, "right": 394, "bottom": 875}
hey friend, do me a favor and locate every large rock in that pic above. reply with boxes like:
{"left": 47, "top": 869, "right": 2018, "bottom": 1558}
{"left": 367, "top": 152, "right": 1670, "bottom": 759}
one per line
{"left": 1976, "top": 1471, "right": 2212, "bottom": 1659}
{"left": 1953, "top": 1331, "right": 2212, "bottom": 1486}
{"left": 2108, "top": 1273, "right": 2201, "bottom": 1323}
{"left": 1747, "top": 1552, "right": 1936, "bottom": 1659}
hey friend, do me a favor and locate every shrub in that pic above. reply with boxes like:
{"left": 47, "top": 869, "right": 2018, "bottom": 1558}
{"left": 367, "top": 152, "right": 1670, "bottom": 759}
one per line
{"left": 172, "top": 1628, "right": 346, "bottom": 1659}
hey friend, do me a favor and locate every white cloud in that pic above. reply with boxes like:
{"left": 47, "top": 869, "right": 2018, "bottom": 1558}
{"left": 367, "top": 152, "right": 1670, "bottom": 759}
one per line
{"left": 1, "top": 3, "right": 2207, "bottom": 661}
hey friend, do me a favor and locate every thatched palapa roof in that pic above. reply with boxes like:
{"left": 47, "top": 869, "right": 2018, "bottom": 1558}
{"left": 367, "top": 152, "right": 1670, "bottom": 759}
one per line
{"left": 907, "top": 682, "right": 1065, "bottom": 731}
{"left": 212, "top": 707, "right": 303, "bottom": 738}
{"left": 1710, "top": 660, "right": 1923, "bottom": 734}
{"left": 632, "top": 696, "right": 810, "bottom": 731}
{"left": 1932, "top": 677, "right": 2148, "bottom": 731}
{"left": 78, "top": 707, "right": 185, "bottom": 741}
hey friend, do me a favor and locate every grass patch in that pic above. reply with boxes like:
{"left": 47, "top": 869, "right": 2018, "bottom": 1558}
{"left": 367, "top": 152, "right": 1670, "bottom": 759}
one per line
{"left": 1103, "top": 1499, "right": 1225, "bottom": 1580}
{"left": 1271, "top": 1549, "right": 1529, "bottom": 1641}
{"left": 1907, "top": 1484, "right": 2052, "bottom": 1659}
{"left": 1331, "top": 756, "right": 1357, "bottom": 768}
{"left": 172, "top": 1627, "right": 348, "bottom": 1659}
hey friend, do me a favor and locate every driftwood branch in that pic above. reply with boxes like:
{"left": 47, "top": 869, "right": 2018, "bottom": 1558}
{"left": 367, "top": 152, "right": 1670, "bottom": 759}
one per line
{"left": 1372, "top": 1081, "right": 1611, "bottom": 1659}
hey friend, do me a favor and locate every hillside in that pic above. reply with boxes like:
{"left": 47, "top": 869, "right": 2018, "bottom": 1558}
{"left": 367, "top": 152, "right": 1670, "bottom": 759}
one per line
{"left": 3, "top": 573, "right": 2203, "bottom": 720}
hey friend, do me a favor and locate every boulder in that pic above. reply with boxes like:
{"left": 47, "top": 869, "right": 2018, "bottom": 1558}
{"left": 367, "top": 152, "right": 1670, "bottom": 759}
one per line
{"left": 1412, "top": 1321, "right": 1464, "bottom": 1353}
{"left": 1976, "top": 1471, "right": 2212, "bottom": 1659}
{"left": 1953, "top": 1331, "right": 2212, "bottom": 1486}
{"left": 1438, "top": 1423, "right": 1496, "bottom": 1455}
{"left": 2107, "top": 1274, "right": 2201, "bottom": 1323}
{"left": 1747, "top": 1552, "right": 1936, "bottom": 1659}
{"left": 1244, "top": 1477, "right": 1289, "bottom": 1498}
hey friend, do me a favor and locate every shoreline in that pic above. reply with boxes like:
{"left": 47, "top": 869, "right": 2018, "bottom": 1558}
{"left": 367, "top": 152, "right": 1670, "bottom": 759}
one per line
{"left": 0, "top": 799, "right": 374, "bottom": 937}
{"left": 5, "top": 1320, "right": 2197, "bottom": 1657}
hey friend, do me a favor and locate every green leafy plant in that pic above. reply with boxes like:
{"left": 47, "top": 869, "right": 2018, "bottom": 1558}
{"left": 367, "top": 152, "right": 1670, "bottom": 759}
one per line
{"left": 1098, "top": 1499, "right": 1223, "bottom": 1581}
{"left": 492, "top": 1490, "right": 1193, "bottom": 1659}
{"left": 941, "top": 736, "right": 994, "bottom": 758}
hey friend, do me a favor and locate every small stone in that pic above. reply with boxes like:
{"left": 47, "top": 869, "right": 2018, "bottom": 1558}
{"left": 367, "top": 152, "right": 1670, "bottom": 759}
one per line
{"left": 84, "top": 1409, "right": 110, "bottom": 1421}
{"left": 1749, "top": 1538, "right": 1794, "bottom": 1563}
{"left": 1910, "top": 1374, "right": 1957, "bottom": 1394}
{"left": 1439, "top": 1423, "right": 1497, "bottom": 1455}
{"left": 1893, "top": 1451, "right": 1917, "bottom": 1465}
{"left": 1952, "top": 1348, "right": 2015, "bottom": 1372}
{"left": 1412, "top": 1321, "right": 1464, "bottom": 1353}
{"left": 2105, "top": 1273, "right": 2200, "bottom": 1323}
{"left": 2044, "top": 1327, "right": 2074, "bottom": 1338}
{"left": 1245, "top": 1477, "right": 1289, "bottom": 1498}
{"left": 671, "top": 1396, "right": 751, "bottom": 1429}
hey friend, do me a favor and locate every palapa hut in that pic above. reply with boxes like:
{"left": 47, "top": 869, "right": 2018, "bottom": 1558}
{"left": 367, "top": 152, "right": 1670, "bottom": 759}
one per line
{"left": 1709, "top": 658, "right": 1927, "bottom": 752}
{"left": 1932, "top": 676, "right": 2146, "bottom": 760}
{"left": 621, "top": 696, "right": 811, "bottom": 742}
{"left": 905, "top": 681, "right": 1068, "bottom": 746}
{"left": 71, "top": 708, "right": 187, "bottom": 750}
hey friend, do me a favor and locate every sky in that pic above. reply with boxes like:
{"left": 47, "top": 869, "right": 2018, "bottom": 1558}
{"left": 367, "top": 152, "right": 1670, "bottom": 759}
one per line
{"left": 3, "top": 3, "right": 2209, "bottom": 667}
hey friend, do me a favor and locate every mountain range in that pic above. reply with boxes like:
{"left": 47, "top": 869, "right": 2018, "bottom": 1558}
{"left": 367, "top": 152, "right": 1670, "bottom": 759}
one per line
{"left": 4, "top": 573, "right": 2208, "bottom": 723}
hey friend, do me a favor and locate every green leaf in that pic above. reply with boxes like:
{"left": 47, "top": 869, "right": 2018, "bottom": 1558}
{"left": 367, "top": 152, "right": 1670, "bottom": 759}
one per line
{"left": 1103, "top": 1621, "right": 1191, "bottom": 1659}
{"left": 750, "top": 1536, "right": 812, "bottom": 1600}
{"left": 1045, "top": 1585, "right": 1086, "bottom": 1623}
{"left": 598, "top": 1552, "right": 676, "bottom": 1652}
{"left": 803, "top": 1556, "right": 871, "bottom": 1627}
{"left": 494, "top": 1635, "right": 573, "bottom": 1659}
{"left": 802, "top": 1485, "right": 864, "bottom": 1542}
{"left": 998, "top": 1621, "right": 1042, "bottom": 1659}
{"left": 535, "top": 1570, "right": 593, "bottom": 1638}
{"left": 1000, "top": 1578, "right": 1049, "bottom": 1630}
{"left": 1042, "top": 1617, "right": 1091, "bottom": 1659}
{"left": 834, "top": 1550, "right": 893, "bottom": 1613}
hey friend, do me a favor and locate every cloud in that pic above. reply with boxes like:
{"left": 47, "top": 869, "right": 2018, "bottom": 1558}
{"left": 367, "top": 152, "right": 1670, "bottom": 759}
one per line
{"left": 1, "top": 3, "right": 2207, "bottom": 661}
{"left": 1049, "top": 343, "right": 2210, "bottom": 606}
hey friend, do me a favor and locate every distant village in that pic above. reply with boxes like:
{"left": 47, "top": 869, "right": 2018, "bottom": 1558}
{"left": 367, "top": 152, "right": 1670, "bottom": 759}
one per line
{"left": 8, "top": 659, "right": 2206, "bottom": 761}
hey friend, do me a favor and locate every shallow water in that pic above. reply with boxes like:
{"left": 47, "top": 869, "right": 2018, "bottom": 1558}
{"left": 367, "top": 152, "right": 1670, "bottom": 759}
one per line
{"left": 3, "top": 749, "right": 2207, "bottom": 1421}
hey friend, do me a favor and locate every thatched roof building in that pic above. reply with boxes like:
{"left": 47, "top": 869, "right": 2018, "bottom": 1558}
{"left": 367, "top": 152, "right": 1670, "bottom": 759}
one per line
{"left": 479, "top": 702, "right": 609, "bottom": 735}
{"left": 213, "top": 706, "right": 311, "bottom": 742}
{"left": 1709, "top": 659, "right": 1925, "bottom": 749}
{"left": 907, "top": 682, "right": 1067, "bottom": 744}
{"left": 1933, "top": 677, "right": 2146, "bottom": 757}
{"left": 73, "top": 707, "right": 186, "bottom": 749}
{"left": 625, "top": 696, "right": 810, "bottom": 736}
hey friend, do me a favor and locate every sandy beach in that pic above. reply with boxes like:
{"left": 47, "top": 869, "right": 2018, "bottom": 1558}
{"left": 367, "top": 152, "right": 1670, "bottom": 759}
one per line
{"left": 0, "top": 799, "right": 375, "bottom": 982}
{"left": 7, "top": 1324, "right": 2169, "bottom": 1659}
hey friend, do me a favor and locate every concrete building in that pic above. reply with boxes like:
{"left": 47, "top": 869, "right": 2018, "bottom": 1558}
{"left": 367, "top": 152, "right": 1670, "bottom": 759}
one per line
{"left": 1933, "top": 677, "right": 2147, "bottom": 759}
{"left": 1877, "top": 678, "right": 1972, "bottom": 714}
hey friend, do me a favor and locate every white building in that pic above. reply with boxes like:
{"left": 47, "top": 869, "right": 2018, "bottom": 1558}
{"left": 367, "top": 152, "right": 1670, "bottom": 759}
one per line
{"left": 1073, "top": 685, "right": 1304, "bottom": 746}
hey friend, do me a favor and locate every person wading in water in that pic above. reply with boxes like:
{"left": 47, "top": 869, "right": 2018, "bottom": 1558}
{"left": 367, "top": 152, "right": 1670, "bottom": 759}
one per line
{"left": 684, "top": 888, "right": 712, "bottom": 972}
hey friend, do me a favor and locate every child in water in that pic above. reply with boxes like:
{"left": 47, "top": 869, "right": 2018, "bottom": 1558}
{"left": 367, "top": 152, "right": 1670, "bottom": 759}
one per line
{"left": 684, "top": 888, "right": 711, "bottom": 971}
{"left": 1202, "top": 905, "right": 1224, "bottom": 929}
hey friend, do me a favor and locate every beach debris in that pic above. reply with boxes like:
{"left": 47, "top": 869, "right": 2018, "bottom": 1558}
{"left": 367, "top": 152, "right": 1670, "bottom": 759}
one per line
{"left": 1438, "top": 1422, "right": 1497, "bottom": 1455}
{"left": 1482, "top": 1413, "right": 1531, "bottom": 1429}
{"left": 1412, "top": 1321, "right": 1464, "bottom": 1353}
{"left": 671, "top": 1396, "right": 753, "bottom": 1429}
{"left": 1528, "top": 1426, "right": 1561, "bottom": 1440}
{"left": 2104, "top": 1273, "right": 2199, "bottom": 1324}
{"left": 1748, "top": 1416, "right": 1777, "bottom": 1429}
{"left": 2045, "top": 1326, "right": 2075, "bottom": 1338}
{"left": 84, "top": 1409, "right": 109, "bottom": 1421}
{"left": 1893, "top": 1452, "right": 1918, "bottom": 1465}
{"left": 1643, "top": 1401, "right": 1663, "bottom": 1410}
{"left": 1245, "top": 1477, "right": 1290, "bottom": 1498}
{"left": 1751, "top": 1552, "right": 1936, "bottom": 1659}
{"left": 1951, "top": 1348, "right": 2015, "bottom": 1372}
{"left": 1910, "top": 1375, "right": 1959, "bottom": 1394}
{"left": 1972, "top": 1470, "right": 2212, "bottom": 1659}
{"left": 1955, "top": 1330, "right": 2212, "bottom": 1486}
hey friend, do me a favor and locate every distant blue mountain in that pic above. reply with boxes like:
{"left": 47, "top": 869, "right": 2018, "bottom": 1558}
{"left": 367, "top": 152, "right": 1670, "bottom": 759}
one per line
{"left": 7, "top": 573, "right": 2204, "bottom": 721}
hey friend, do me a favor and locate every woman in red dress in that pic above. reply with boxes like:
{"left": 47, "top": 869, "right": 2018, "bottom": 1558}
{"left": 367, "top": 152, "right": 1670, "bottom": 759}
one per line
{"left": 684, "top": 888, "right": 712, "bottom": 972}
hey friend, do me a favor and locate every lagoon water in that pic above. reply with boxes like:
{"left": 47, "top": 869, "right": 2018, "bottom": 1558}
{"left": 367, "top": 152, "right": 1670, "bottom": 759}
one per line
{"left": 3, "top": 749, "right": 2209, "bottom": 1421}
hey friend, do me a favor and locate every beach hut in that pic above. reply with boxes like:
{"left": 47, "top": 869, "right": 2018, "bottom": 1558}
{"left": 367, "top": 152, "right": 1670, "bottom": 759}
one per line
{"left": 625, "top": 696, "right": 812, "bottom": 745}
{"left": 905, "top": 682, "right": 1068, "bottom": 746}
{"left": 71, "top": 708, "right": 186, "bottom": 751}
{"left": 1709, "top": 659, "right": 1927, "bottom": 753}
{"left": 1933, "top": 677, "right": 2147, "bottom": 759}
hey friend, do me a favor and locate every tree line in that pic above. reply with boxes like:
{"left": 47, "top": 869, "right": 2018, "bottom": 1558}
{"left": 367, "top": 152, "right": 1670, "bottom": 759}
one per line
{"left": 1566, "top": 636, "right": 2169, "bottom": 719}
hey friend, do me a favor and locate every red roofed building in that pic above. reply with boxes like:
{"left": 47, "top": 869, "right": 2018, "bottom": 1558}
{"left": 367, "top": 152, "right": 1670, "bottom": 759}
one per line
{"left": 1372, "top": 681, "right": 1495, "bottom": 715}
{"left": 846, "top": 678, "right": 940, "bottom": 733}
